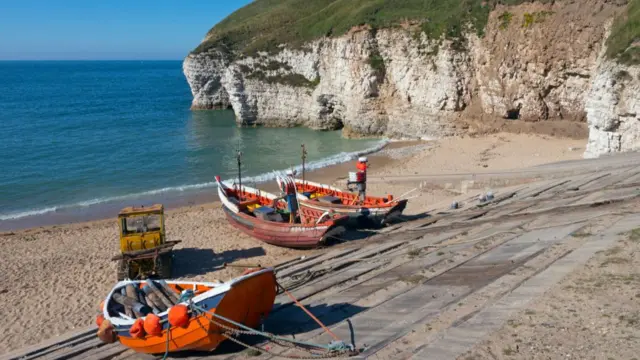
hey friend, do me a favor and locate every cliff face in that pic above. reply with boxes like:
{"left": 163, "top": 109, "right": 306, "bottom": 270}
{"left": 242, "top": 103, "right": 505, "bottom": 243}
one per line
{"left": 584, "top": 60, "right": 640, "bottom": 158}
{"left": 184, "top": 0, "right": 640, "bottom": 156}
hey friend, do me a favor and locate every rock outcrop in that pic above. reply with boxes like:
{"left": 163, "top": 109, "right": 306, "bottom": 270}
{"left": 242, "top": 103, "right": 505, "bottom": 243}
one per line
{"left": 184, "top": 0, "right": 638, "bottom": 156}
{"left": 584, "top": 60, "right": 640, "bottom": 157}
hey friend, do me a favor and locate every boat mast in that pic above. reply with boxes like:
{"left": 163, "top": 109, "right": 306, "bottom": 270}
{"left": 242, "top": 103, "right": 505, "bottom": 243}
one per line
{"left": 301, "top": 144, "right": 307, "bottom": 183}
{"left": 237, "top": 149, "right": 243, "bottom": 200}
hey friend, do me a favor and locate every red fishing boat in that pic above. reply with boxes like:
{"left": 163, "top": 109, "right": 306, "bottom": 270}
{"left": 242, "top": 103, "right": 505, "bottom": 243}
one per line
{"left": 215, "top": 176, "right": 348, "bottom": 248}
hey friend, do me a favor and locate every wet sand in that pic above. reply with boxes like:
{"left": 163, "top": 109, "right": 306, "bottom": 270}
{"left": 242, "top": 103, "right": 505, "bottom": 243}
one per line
{"left": 0, "top": 133, "right": 586, "bottom": 354}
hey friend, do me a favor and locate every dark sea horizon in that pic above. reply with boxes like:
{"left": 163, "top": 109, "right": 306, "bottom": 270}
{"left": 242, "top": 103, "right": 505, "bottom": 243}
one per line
{"left": 0, "top": 60, "right": 384, "bottom": 230}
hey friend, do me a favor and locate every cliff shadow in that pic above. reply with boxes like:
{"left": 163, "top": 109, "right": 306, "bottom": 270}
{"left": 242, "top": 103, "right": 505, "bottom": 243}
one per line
{"left": 171, "top": 246, "right": 266, "bottom": 278}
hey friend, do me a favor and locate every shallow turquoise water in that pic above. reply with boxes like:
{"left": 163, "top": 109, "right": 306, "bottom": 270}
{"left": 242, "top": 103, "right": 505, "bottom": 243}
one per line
{"left": 0, "top": 61, "right": 381, "bottom": 225}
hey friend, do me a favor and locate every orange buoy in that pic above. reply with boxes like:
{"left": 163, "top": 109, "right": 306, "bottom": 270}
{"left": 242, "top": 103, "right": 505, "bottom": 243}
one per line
{"left": 168, "top": 304, "right": 190, "bottom": 328}
{"left": 129, "top": 318, "right": 146, "bottom": 339}
{"left": 144, "top": 314, "right": 163, "bottom": 336}
{"left": 96, "top": 314, "right": 104, "bottom": 327}
{"left": 97, "top": 319, "right": 116, "bottom": 344}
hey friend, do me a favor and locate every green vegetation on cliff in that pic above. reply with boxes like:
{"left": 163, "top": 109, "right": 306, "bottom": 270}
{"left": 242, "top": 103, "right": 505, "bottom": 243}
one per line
{"left": 606, "top": 0, "right": 640, "bottom": 64}
{"left": 193, "top": 0, "right": 548, "bottom": 55}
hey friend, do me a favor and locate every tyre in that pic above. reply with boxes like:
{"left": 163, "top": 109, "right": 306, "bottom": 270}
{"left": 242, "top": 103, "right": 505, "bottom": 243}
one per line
{"left": 155, "top": 252, "right": 173, "bottom": 279}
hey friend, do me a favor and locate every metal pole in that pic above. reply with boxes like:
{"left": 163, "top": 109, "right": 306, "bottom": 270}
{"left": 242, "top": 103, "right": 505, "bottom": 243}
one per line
{"left": 237, "top": 150, "right": 242, "bottom": 200}
{"left": 301, "top": 144, "right": 307, "bottom": 183}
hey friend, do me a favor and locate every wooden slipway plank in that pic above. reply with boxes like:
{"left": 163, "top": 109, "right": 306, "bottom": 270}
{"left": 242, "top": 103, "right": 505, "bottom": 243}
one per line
{"left": 71, "top": 342, "right": 128, "bottom": 360}
{"left": 108, "top": 350, "right": 156, "bottom": 360}
{"left": 280, "top": 223, "right": 583, "bottom": 358}
{"left": 40, "top": 339, "right": 104, "bottom": 360}
{"left": 553, "top": 172, "right": 610, "bottom": 192}
{"left": 287, "top": 240, "right": 406, "bottom": 278}
{"left": 276, "top": 246, "right": 360, "bottom": 278}
{"left": 259, "top": 238, "right": 506, "bottom": 359}
{"left": 0, "top": 328, "right": 95, "bottom": 360}
{"left": 263, "top": 230, "right": 485, "bottom": 339}
{"left": 619, "top": 168, "right": 640, "bottom": 186}
{"left": 580, "top": 168, "right": 640, "bottom": 191}
{"left": 280, "top": 240, "right": 405, "bottom": 283}
{"left": 411, "top": 214, "right": 640, "bottom": 360}
{"left": 273, "top": 262, "right": 385, "bottom": 311}
{"left": 273, "top": 241, "right": 407, "bottom": 301}
{"left": 511, "top": 180, "right": 561, "bottom": 199}
{"left": 571, "top": 187, "right": 640, "bottom": 206}
{"left": 19, "top": 334, "right": 100, "bottom": 360}
{"left": 267, "top": 242, "right": 466, "bottom": 334}
{"left": 194, "top": 236, "right": 496, "bottom": 359}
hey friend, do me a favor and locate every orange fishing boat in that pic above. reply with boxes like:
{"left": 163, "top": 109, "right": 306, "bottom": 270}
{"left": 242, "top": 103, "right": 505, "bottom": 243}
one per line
{"left": 96, "top": 268, "right": 277, "bottom": 354}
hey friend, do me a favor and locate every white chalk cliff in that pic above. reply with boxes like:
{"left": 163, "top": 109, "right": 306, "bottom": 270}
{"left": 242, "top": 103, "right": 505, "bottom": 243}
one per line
{"left": 183, "top": 1, "right": 640, "bottom": 158}
{"left": 584, "top": 59, "right": 640, "bottom": 158}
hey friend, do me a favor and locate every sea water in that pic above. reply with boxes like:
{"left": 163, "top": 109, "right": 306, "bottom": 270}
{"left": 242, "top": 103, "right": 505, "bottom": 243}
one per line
{"left": 0, "top": 61, "right": 382, "bottom": 229}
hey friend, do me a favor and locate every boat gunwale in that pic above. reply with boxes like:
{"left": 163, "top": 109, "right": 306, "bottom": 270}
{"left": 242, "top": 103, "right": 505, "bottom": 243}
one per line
{"left": 293, "top": 178, "right": 405, "bottom": 212}
{"left": 103, "top": 268, "right": 275, "bottom": 327}
{"left": 216, "top": 178, "right": 340, "bottom": 229}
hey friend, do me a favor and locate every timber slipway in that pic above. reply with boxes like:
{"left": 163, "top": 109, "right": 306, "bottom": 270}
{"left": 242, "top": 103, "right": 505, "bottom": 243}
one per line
{"left": 4, "top": 151, "right": 640, "bottom": 360}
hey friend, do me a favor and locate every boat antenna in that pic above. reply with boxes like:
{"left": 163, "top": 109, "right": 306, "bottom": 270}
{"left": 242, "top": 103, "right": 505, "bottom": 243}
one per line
{"left": 237, "top": 148, "right": 243, "bottom": 200}
{"left": 301, "top": 144, "right": 307, "bottom": 183}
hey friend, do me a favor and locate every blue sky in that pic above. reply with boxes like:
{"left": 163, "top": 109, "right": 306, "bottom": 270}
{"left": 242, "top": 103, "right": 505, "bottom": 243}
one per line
{"left": 0, "top": 0, "right": 253, "bottom": 60}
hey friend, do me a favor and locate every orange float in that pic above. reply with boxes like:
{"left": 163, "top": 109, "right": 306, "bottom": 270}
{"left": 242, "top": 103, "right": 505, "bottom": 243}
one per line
{"left": 168, "top": 304, "right": 189, "bottom": 328}
{"left": 129, "top": 319, "right": 145, "bottom": 338}
{"left": 143, "top": 314, "right": 162, "bottom": 336}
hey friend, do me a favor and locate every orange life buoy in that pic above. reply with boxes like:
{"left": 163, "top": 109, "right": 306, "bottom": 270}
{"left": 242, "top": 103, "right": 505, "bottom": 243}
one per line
{"left": 168, "top": 304, "right": 190, "bottom": 328}
{"left": 144, "top": 314, "right": 163, "bottom": 336}
{"left": 129, "top": 318, "right": 146, "bottom": 339}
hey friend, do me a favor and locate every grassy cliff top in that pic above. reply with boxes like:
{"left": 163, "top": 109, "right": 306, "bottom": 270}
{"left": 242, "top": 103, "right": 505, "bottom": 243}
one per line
{"left": 607, "top": 0, "right": 640, "bottom": 64}
{"left": 192, "top": 0, "right": 539, "bottom": 55}
{"left": 193, "top": 0, "right": 638, "bottom": 64}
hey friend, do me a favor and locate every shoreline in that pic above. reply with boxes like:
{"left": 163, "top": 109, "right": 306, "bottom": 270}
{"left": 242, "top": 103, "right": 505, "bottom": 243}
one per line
{"left": 0, "top": 139, "right": 408, "bottom": 232}
{"left": 0, "top": 133, "right": 584, "bottom": 235}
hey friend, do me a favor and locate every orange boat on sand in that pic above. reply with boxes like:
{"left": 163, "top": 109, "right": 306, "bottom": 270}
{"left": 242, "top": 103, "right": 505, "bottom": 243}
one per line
{"left": 97, "top": 268, "right": 277, "bottom": 354}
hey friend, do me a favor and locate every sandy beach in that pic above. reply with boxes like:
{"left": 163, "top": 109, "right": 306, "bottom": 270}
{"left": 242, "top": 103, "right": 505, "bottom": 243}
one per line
{"left": 0, "top": 133, "right": 587, "bottom": 354}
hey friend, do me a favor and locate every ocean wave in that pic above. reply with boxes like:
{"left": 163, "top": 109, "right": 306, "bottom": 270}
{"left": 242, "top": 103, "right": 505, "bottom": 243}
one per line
{"left": 0, "top": 140, "right": 389, "bottom": 221}
{"left": 0, "top": 206, "right": 60, "bottom": 221}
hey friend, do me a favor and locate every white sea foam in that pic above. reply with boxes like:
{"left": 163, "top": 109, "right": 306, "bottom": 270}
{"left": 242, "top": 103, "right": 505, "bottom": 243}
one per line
{"left": 0, "top": 140, "right": 389, "bottom": 221}
{"left": 0, "top": 207, "right": 60, "bottom": 221}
